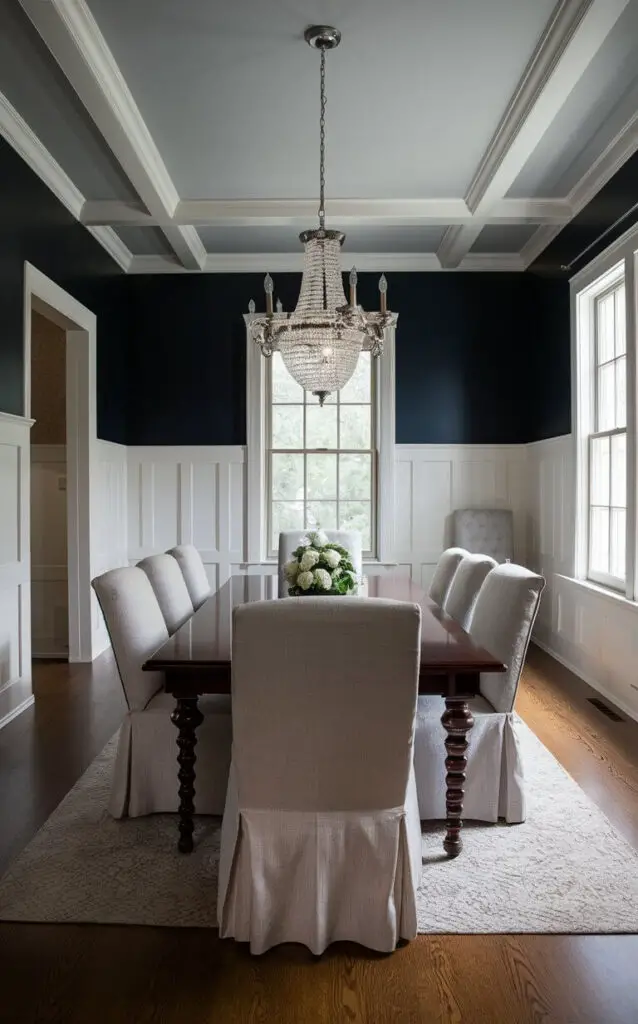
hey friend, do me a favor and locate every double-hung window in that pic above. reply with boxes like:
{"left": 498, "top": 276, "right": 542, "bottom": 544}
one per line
{"left": 267, "top": 350, "right": 376, "bottom": 555}
{"left": 588, "top": 281, "right": 627, "bottom": 588}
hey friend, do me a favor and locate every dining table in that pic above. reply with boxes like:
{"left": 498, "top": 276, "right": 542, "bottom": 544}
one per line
{"left": 143, "top": 572, "right": 505, "bottom": 857}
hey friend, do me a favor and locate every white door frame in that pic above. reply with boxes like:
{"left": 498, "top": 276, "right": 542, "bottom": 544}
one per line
{"left": 24, "top": 262, "right": 97, "bottom": 662}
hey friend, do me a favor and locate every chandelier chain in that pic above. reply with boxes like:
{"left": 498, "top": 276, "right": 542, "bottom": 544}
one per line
{"left": 319, "top": 45, "right": 326, "bottom": 230}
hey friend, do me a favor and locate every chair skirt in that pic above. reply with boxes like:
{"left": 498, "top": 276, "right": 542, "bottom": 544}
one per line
{"left": 217, "top": 765, "right": 423, "bottom": 955}
{"left": 109, "top": 693, "right": 232, "bottom": 818}
{"left": 414, "top": 696, "right": 526, "bottom": 824}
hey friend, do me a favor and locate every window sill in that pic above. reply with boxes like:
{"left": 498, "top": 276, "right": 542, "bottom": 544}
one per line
{"left": 555, "top": 574, "right": 638, "bottom": 612}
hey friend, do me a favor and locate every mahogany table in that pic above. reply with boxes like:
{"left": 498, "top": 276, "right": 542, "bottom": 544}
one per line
{"left": 143, "top": 573, "right": 505, "bottom": 857}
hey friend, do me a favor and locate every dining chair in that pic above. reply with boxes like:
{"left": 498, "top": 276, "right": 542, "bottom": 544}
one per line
{"left": 137, "top": 552, "right": 194, "bottom": 635}
{"left": 414, "top": 563, "right": 545, "bottom": 824}
{"left": 277, "top": 530, "right": 363, "bottom": 597}
{"left": 428, "top": 547, "right": 468, "bottom": 607}
{"left": 218, "top": 596, "right": 423, "bottom": 955}
{"left": 167, "top": 544, "right": 211, "bottom": 609}
{"left": 442, "top": 552, "right": 497, "bottom": 631}
{"left": 92, "top": 566, "right": 231, "bottom": 818}
{"left": 452, "top": 508, "right": 514, "bottom": 564}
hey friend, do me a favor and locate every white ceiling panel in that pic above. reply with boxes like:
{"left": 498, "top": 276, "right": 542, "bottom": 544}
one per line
{"left": 85, "top": 0, "right": 558, "bottom": 200}
{"left": 114, "top": 226, "right": 176, "bottom": 256}
{"left": 196, "top": 225, "right": 446, "bottom": 254}
{"left": 508, "top": 0, "right": 638, "bottom": 199}
{"left": 0, "top": 0, "right": 139, "bottom": 202}
{"left": 471, "top": 224, "right": 538, "bottom": 253}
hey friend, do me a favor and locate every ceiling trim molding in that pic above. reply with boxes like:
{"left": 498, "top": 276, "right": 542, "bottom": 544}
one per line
{"left": 18, "top": 0, "right": 204, "bottom": 270}
{"left": 521, "top": 106, "right": 638, "bottom": 268}
{"left": 0, "top": 91, "right": 84, "bottom": 219}
{"left": 437, "top": 0, "right": 631, "bottom": 268}
{"left": 127, "top": 252, "right": 524, "bottom": 274}
{"left": 85, "top": 226, "right": 133, "bottom": 272}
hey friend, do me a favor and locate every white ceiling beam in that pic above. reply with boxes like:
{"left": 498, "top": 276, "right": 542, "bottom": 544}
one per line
{"left": 80, "top": 196, "right": 572, "bottom": 229}
{"left": 438, "top": 0, "right": 631, "bottom": 268}
{"left": 18, "top": 0, "right": 205, "bottom": 270}
{"left": 127, "top": 253, "right": 523, "bottom": 275}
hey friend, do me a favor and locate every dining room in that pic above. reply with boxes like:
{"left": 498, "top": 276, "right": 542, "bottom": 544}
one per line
{"left": 1, "top": 1, "right": 638, "bottom": 1021}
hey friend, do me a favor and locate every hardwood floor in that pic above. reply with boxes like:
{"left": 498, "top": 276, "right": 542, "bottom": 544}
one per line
{"left": 1, "top": 647, "right": 638, "bottom": 1023}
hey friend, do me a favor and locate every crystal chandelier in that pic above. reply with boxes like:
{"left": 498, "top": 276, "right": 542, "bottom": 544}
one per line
{"left": 249, "top": 25, "right": 395, "bottom": 405}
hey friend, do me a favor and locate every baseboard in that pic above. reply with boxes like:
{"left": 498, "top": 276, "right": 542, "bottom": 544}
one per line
{"left": 532, "top": 638, "right": 638, "bottom": 725}
{"left": 0, "top": 682, "right": 35, "bottom": 730}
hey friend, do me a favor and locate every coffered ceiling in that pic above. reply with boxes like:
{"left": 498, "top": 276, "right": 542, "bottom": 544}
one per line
{"left": 2, "top": 0, "right": 638, "bottom": 273}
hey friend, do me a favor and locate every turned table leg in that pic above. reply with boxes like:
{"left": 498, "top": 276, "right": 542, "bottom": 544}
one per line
{"left": 171, "top": 697, "right": 204, "bottom": 853}
{"left": 441, "top": 696, "right": 475, "bottom": 857}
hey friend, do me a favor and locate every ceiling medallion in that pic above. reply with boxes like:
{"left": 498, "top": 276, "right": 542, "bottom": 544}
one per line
{"left": 248, "top": 25, "right": 395, "bottom": 405}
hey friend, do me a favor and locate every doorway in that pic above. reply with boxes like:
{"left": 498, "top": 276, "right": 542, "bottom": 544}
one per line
{"left": 30, "top": 310, "right": 69, "bottom": 659}
{"left": 24, "top": 263, "right": 97, "bottom": 664}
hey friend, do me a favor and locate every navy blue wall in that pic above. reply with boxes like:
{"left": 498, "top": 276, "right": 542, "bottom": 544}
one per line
{"left": 125, "top": 271, "right": 570, "bottom": 445}
{"left": 0, "top": 135, "right": 129, "bottom": 442}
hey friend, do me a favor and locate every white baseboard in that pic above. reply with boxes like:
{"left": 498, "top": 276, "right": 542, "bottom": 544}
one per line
{"left": 0, "top": 680, "right": 35, "bottom": 731}
{"left": 532, "top": 638, "right": 638, "bottom": 725}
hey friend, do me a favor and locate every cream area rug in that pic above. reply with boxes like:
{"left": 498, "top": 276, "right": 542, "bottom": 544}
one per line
{"left": 1, "top": 720, "right": 638, "bottom": 933}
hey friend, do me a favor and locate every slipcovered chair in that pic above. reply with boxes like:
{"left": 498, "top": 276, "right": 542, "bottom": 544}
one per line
{"left": 452, "top": 509, "right": 514, "bottom": 564}
{"left": 167, "top": 544, "right": 211, "bottom": 609}
{"left": 415, "top": 563, "right": 545, "bottom": 824}
{"left": 218, "top": 597, "right": 423, "bottom": 955}
{"left": 137, "top": 552, "right": 194, "bottom": 635}
{"left": 428, "top": 547, "right": 468, "bottom": 607}
{"left": 443, "top": 552, "right": 498, "bottom": 631}
{"left": 277, "top": 530, "right": 363, "bottom": 598}
{"left": 92, "top": 566, "right": 231, "bottom": 818}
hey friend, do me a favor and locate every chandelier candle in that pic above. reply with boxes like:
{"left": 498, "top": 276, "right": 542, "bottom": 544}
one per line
{"left": 249, "top": 25, "right": 396, "bottom": 405}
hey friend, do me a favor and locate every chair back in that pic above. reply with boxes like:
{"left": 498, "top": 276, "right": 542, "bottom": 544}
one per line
{"left": 277, "top": 530, "right": 363, "bottom": 597}
{"left": 137, "top": 553, "right": 194, "bottom": 634}
{"left": 92, "top": 566, "right": 167, "bottom": 711}
{"left": 469, "top": 563, "right": 545, "bottom": 713}
{"left": 231, "top": 597, "right": 421, "bottom": 811}
{"left": 453, "top": 509, "right": 514, "bottom": 564}
{"left": 443, "top": 553, "right": 497, "bottom": 630}
{"left": 167, "top": 544, "right": 210, "bottom": 609}
{"left": 428, "top": 547, "right": 468, "bottom": 606}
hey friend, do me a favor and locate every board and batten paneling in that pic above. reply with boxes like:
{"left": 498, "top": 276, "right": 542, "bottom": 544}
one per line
{"left": 127, "top": 447, "right": 245, "bottom": 592}
{"left": 31, "top": 445, "right": 68, "bottom": 658}
{"left": 0, "top": 413, "right": 33, "bottom": 726}
{"left": 91, "top": 440, "right": 128, "bottom": 657}
{"left": 527, "top": 434, "right": 638, "bottom": 722}
{"left": 394, "top": 444, "right": 528, "bottom": 589}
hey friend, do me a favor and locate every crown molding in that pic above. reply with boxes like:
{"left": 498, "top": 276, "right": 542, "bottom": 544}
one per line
{"left": 18, "top": 0, "right": 203, "bottom": 269}
{"left": 85, "top": 226, "right": 133, "bottom": 272}
{"left": 0, "top": 92, "right": 84, "bottom": 219}
{"left": 127, "top": 252, "right": 525, "bottom": 274}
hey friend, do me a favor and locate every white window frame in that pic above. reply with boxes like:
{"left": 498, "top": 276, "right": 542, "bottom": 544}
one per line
{"left": 572, "top": 227, "right": 638, "bottom": 603}
{"left": 245, "top": 311, "right": 397, "bottom": 566}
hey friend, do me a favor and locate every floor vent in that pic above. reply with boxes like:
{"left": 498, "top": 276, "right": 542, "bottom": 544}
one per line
{"left": 587, "top": 697, "right": 624, "bottom": 722}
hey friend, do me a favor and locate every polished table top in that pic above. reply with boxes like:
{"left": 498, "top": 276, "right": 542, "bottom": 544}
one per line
{"left": 144, "top": 573, "right": 505, "bottom": 679}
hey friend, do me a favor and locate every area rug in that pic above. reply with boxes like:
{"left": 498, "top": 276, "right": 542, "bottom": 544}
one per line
{"left": 1, "top": 720, "right": 637, "bottom": 933}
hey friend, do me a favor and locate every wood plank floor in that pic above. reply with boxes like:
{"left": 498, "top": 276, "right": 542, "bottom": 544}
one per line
{"left": 1, "top": 647, "right": 638, "bottom": 1023}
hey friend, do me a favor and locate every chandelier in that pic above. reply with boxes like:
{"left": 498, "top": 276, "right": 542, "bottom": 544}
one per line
{"left": 249, "top": 25, "right": 395, "bottom": 405}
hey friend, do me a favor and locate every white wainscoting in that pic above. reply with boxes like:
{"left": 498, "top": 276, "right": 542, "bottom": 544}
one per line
{"left": 394, "top": 444, "right": 529, "bottom": 590}
{"left": 31, "top": 444, "right": 68, "bottom": 658}
{"left": 127, "top": 446, "right": 245, "bottom": 594}
{"left": 91, "top": 440, "right": 129, "bottom": 657}
{"left": 527, "top": 434, "right": 638, "bottom": 722}
{"left": 0, "top": 412, "right": 33, "bottom": 727}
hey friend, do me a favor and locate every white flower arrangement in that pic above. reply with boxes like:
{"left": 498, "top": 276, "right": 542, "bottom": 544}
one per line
{"left": 285, "top": 535, "right": 358, "bottom": 597}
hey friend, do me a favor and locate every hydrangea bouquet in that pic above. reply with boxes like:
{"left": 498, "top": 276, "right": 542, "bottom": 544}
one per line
{"left": 284, "top": 531, "right": 359, "bottom": 596}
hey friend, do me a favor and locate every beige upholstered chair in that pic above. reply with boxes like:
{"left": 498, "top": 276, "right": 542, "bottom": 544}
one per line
{"left": 443, "top": 552, "right": 497, "bottom": 630}
{"left": 453, "top": 508, "right": 514, "bottom": 563}
{"left": 415, "top": 563, "right": 545, "bottom": 824}
{"left": 428, "top": 547, "right": 468, "bottom": 606}
{"left": 167, "top": 544, "right": 211, "bottom": 609}
{"left": 137, "top": 553, "right": 194, "bottom": 634}
{"left": 277, "top": 530, "right": 363, "bottom": 597}
{"left": 218, "top": 597, "right": 423, "bottom": 955}
{"left": 92, "top": 566, "right": 231, "bottom": 818}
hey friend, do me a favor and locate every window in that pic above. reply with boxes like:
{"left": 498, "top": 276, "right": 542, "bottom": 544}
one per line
{"left": 588, "top": 282, "right": 627, "bottom": 588}
{"left": 267, "top": 351, "right": 376, "bottom": 555}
